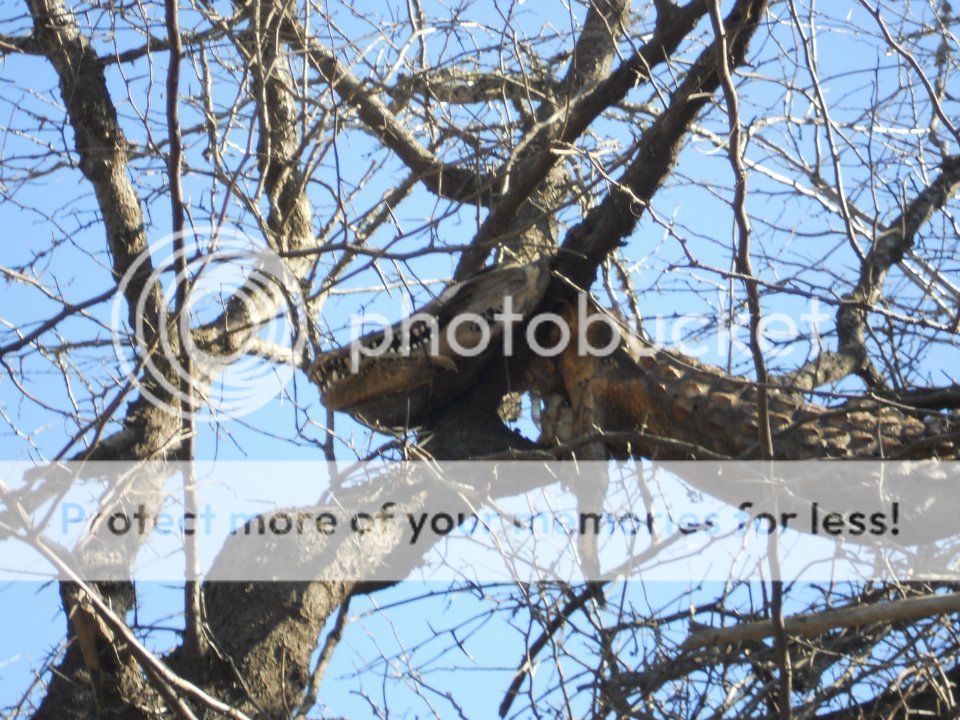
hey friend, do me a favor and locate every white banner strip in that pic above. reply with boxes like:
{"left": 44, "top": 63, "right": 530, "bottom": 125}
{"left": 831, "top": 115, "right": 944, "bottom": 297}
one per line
{"left": 0, "top": 461, "right": 957, "bottom": 582}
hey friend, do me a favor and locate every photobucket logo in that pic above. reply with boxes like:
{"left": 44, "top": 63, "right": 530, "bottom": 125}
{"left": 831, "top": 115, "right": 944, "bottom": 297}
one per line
{"left": 111, "top": 227, "right": 307, "bottom": 421}
{"left": 345, "top": 293, "right": 630, "bottom": 372}
{"left": 341, "top": 292, "right": 831, "bottom": 373}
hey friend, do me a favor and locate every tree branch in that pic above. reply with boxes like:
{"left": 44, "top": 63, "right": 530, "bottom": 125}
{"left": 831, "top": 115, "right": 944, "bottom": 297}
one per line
{"left": 553, "top": 0, "right": 768, "bottom": 292}
{"left": 783, "top": 155, "right": 960, "bottom": 391}
{"left": 683, "top": 590, "right": 960, "bottom": 650}
{"left": 278, "top": 20, "right": 494, "bottom": 206}
{"left": 454, "top": 0, "right": 711, "bottom": 277}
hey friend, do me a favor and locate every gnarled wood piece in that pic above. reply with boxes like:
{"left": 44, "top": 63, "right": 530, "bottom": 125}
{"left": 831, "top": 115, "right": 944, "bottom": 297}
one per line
{"left": 310, "top": 260, "right": 551, "bottom": 428}
{"left": 528, "top": 301, "right": 957, "bottom": 461}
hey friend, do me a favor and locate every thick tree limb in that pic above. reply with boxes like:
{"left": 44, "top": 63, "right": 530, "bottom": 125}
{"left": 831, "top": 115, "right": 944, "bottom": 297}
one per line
{"left": 876, "top": 384, "right": 960, "bottom": 410}
{"left": 554, "top": 0, "right": 769, "bottom": 292}
{"left": 25, "top": 0, "right": 162, "bottom": 336}
{"left": 22, "top": 0, "right": 325, "bottom": 714}
{"left": 454, "top": 0, "right": 711, "bottom": 278}
{"left": 388, "top": 67, "right": 560, "bottom": 108}
{"left": 683, "top": 590, "right": 960, "bottom": 650}
{"left": 0, "top": 32, "right": 40, "bottom": 54}
{"left": 476, "top": 0, "right": 636, "bottom": 270}
{"left": 24, "top": 1, "right": 186, "bottom": 713}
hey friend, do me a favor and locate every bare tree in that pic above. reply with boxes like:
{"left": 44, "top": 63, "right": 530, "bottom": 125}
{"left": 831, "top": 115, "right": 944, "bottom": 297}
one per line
{"left": 1, "top": 0, "right": 959, "bottom": 717}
